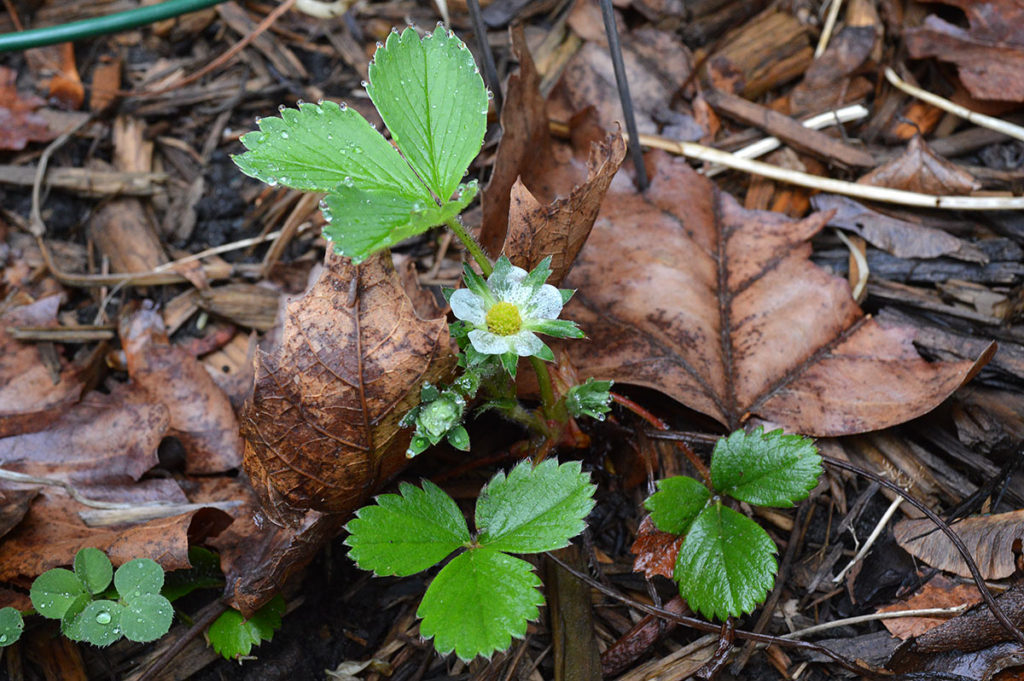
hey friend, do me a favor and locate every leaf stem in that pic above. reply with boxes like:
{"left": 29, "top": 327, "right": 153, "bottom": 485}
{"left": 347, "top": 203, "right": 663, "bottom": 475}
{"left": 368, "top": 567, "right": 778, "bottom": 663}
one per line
{"left": 529, "top": 356, "right": 557, "bottom": 422}
{"left": 445, "top": 217, "right": 492, "bottom": 276}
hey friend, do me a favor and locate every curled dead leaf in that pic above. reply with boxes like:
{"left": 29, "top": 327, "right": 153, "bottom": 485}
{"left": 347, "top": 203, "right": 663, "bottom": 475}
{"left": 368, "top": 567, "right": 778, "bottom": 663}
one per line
{"left": 894, "top": 510, "right": 1024, "bottom": 581}
{"left": 631, "top": 515, "right": 681, "bottom": 580}
{"left": 241, "top": 251, "right": 455, "bottom": 525}
{"left": 859, "top": 136, "right": 981, "bottom": 196}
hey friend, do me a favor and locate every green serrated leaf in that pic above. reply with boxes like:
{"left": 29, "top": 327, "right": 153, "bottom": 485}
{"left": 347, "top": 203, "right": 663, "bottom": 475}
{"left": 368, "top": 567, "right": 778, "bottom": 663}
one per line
{"left": 0, "top": 607, "right": 23, "bottom": 647}
{"left": 208, "top": 595, "right": 286, "bottom": 660}
{"left": 367, "top": 26, "right": 488, "bottom": 202}
{"left": 233, "top": 100, "right": 430, "bottom": 197}
{"left": 121, "top": 593, "right": 174, "bottom": 643}
{"left": 644, "top": 476, "right": 711, "bottom": 535}
{"left": 345, "top": 480, "right": 471, "bottom": 576}
{"left": 114, "top": 558, "right": 165, "bottom": 600}
{"left": 475, "top": 459, "right": 596, "bottom": 554}
{"left": 74, "top": 547, "right": 113, "bottom": 596}
{"left": 64, "top": 600, "right": 125, "bottom": 647}
{"left": 30, "top": 568, "right": 87, "bottom": 619}
{"left": 162, "top": 547, "right": 225, "bottom": 602}
{"left": 675, "top": 504, "right": 777, "bottom": 621}
{"left": 418, "top": 548, "right": 542, "bottom": 661}
{"left": 711, "top": 428, "right": 822, "bottom": 507}
{"left": 322, "top": 180, "right": 476, "bottom": 263}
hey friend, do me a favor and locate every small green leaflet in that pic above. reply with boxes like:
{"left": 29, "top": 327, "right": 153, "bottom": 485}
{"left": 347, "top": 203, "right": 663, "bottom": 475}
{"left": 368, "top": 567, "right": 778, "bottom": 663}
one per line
{"left": 208, "top": 595, "right": 286, "bottom": 660}
{"left": 346, "top": 459, "right": 595, "bottom": 660}
{"left": 475, "top": 459, "right": 597, "bottom": 553}
{"left": 675, "top": 504, "right": 777, "bottom": 620}
{"left": 345, "top": 480, "right": 471, "bottom": 577}
{"left": 418, "top": 549, "right": 543, "bottom": 661}
{"left": 644, "top": 476, "right": 710, "bottom": 535}
{"left": 64, "top": 600, "right": 125, "bottom": 647}
{"left": 30, "top": 568, "right": 86, "bottom": 619}
{"left": 74, "top": 547, "right": 113, "bottom": 595}
{"left": 0, "top": 607, "right": 23, "bottom": 647}
{"left": 710, "top": 427, "right": 822, "bottom": 507}
{"left": 232, "top": 26, "right": 488, "bottom": 264}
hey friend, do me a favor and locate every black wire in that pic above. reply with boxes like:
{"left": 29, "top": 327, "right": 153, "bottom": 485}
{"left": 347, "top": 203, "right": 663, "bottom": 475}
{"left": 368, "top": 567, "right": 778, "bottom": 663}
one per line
{"left": 598, "top": 0, "right": 648, "bottom": 192}
{"left": 465, "top": 0, "right": 503, "bottom": 116}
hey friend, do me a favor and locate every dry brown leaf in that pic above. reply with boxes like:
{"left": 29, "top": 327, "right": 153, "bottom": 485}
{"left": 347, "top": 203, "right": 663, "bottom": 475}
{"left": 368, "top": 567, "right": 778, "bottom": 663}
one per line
{"left": 24, "top": 43, "right": 84, "bottom": 110}
{"left": 0, "top": 295, "right": 85, "bottom": 437}
{"left": 0, "top": 382, "right": 167, "bottom": 485}
{"left": 241, "top": 251, "right": 455, "bottom": 525}
{"left": 502, "top": 131, "right": 626, "bottom": 284}
{"left": 0, "top": 480, "right": 230, "bottom": 583}
{"left": 789, "top": 24, "right": 876, "bottom": 113}
{"left": 0, "top": 66, "right": 58, "bottom": 150}
{"left": 878, "top": 575, "right": 981, "bottom": 640}
{"left": 811, "top": 195, "right": 986, "bottom": 262}
{"left": 121, "top": 304, "right": 242, "bottom": 474}
{"left": 905, "top": 0, "right": 1024, "bottom": 102}
{"left": 859, "top": 136, "right": 981, "bottom": 196}
{"left": 894, "top": 510, "right": 1024, "bottom": 580}
{"left": 630, "top": 515, "right": 681, "bottom": 580}
{"left": 563, "top": 153, "right": 989, "bottom": 436}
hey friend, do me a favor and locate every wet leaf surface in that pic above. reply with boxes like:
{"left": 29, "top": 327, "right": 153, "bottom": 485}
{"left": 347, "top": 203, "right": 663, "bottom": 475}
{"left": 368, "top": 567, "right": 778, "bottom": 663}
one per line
{"left": 562, "top": 153, "right": 988, "bottom": 436}
{"left": 241, "top": 250, "right": 455, "bottom": 525}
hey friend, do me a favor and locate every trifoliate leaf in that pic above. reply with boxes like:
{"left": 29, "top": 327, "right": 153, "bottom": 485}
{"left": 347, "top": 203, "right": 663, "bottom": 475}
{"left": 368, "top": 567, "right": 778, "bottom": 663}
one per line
{"left": 63, "top": 600, "right": 125, "bottom": 647}
{"left": 162, "top": 546, "right": 224, "bottom": 602}
{"left": 0, "top": 607, "right": 23, "bottom": 647}
{"left": 367, "top": 26, "right": 488, "bottom": 202}
{"left": 120, "top": 593, "right": 174, "bottom": 643}
{"left": 30, "top": 568, "right": 87, "bottom": 619}
{"left": 710, "top": 428, "right": 822, "bottom": 507}
{"left": 674, "top": 504, "right": 777, "bottom": 621}
{"left": 233, "top": 100, "right": 430, "bottom": 197}
{"left": 565, "top": 378, "right": 614, "bottom": 421}
{"left": 321, "top": 180, "right": 476, "bottom": 264}
{"left": 208, "top": 595, "right": 286, "bottom": 660}
{"left": 345, "top": 480, "right": 471, "bottom": 576}
{"left": 418, "top": 548, "right": 542, "bottom": 661}
{"left": 644, "top": 476, "right": 711, "bottom": 535}
{"left": 475, "top": 459, "right": 596, "bottom": 554}
{"left": 74, "top": 547, "right": 113, "bottom": 595}
{"left": 114, "top": 558, "right": 165, "bottom": 600}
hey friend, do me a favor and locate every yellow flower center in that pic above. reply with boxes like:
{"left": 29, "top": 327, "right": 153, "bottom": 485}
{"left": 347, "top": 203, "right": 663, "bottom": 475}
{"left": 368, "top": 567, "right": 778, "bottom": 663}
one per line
{"left": 485, "top": 301, "right": 522, "bottom": 336}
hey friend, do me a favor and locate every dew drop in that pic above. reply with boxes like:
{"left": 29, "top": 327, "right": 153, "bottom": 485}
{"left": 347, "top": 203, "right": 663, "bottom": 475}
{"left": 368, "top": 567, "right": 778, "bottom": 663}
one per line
{"left": 360, "top": 80, "right": 369, "bottom": 88}
{"left": 375, "top": 41, "right": 384, "bottom": 48}
{"left": 0, "top": 634, "right": 8, "bottom": 644}
{"left": 339, "top": 102, "right": 348, "bottom": 110}
{"left": 353, "top": 147, "right": 364, "bottom": 154}
{"left": 487, "top": 90, "right": 495, "bottom": 100}
{"left": 96, "top": 611, "right": 111, "bottom": 625}
{"left": 280, "top": 132, "right": 289, "bottom": 139}
{"left": 296, "top": 98, "right": 305, "bottom": 106}
{"left": 391, "top": 26, "right": 399, "bottom": 34}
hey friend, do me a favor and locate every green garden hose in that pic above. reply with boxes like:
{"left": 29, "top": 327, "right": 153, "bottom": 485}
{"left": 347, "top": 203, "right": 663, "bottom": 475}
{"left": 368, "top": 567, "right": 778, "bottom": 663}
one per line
{"left": 0, "top": 0, "right": 227, "bottom": 52}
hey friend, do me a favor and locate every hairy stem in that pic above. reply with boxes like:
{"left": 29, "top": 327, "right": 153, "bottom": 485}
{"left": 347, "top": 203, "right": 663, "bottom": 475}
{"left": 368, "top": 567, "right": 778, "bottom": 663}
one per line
{"left": 445, "top": 217, "right": 492, "bottom": 276}
{"left": 529, "top": 356, "right": 557, "bottom": 422}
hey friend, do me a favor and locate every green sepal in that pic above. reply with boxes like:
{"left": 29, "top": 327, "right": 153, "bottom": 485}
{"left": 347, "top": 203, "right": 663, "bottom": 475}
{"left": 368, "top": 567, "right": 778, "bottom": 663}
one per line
{"left": 528, "top": 319, "right": 584, "bottom": 339}
{"left": 533, "top": 341, "right": 555, "bottom": 362}
{"left": 417, "top": 548, "right": 543, "bottom": 661}
{"left": 498, "top": 352, "right": 518, "bottom": 378}
{"left": 711, "top": 427, "right": 822, "bottom": 507}
{"left": 674, "top": 504, "right": 777, "bottom": 621}
{"left": 644, "top": 476, "right": 711, "bottom": 535}
{"left": 345, "top": 480, "right": 471, "bottom": 576}
{"left": 447, "top": 425, "right": 470, "bottom": 451}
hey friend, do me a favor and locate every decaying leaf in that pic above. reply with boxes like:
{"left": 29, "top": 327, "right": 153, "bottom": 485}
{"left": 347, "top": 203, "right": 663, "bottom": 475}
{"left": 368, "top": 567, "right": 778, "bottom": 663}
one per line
{"left": 905, "top": 0, "right": 1024, "bottom": 102}
{"left": 877, "top": 574, "right": 981, "bottom": 640}
{"left": 241, "top": 251, "right": 455, "bottom": 525}
{"left": 563, "top": 153, "right": 989, "bottom": 436}
{"left": 894, "top": 510, "right": 1024, "bottom": 580}
{"left": 0, "top": 295, "right": 85, "bottom": 438}
{"left": 0, "top": 383, "right": 167, "bottom": 485}
{"left": 630, "top": 515, "right": 681, "bottom": 580}
{"left": 859, "top": 136, "right": 981, "bottom": 196}
{"left": 502, "top": 131, "right": 625, "bottom": 284}
{"left": 0, "top": 66, "right": 58, "bottom": 150}
{"left": 811, "top": 195, "right": 986, "bottom": 262}
{"left": 121, "top": 304, "right": 242, "bottom": 474}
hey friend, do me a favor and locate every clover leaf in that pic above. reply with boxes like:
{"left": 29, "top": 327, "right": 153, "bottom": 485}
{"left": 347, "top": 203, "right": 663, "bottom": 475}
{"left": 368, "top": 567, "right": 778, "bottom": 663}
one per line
{"left": 233, "top": 26, "right": 487, "bottom": 264}
{"left": 346, "top": 459, "right": 595, "bottom": 661}
{"left": 30, "top": 568, "right": 86, "bottom": 619}
{"left": 0, "top": 607, "right": 23, "bottom": 647}
{"left": 74, "top": 547, "right": 113, "bottom": 595}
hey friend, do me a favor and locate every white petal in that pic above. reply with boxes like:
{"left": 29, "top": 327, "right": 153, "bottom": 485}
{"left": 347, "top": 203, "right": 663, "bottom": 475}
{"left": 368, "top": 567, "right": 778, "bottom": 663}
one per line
{"left": 468, "top": 329, "right": 515, "bottom": 355}
{"left": 449, "top": 289, "right": 487, "bottom": 325}
{"left": 523, "top": 284, "right": 564, "bottom": 320}
{"left": 509, "top": 330, "right": 544, "bottom": 356}
{"left": 501, "top": 281, "right": 533, "bottom": 307}
{"left": 488, "top": 264, "right": 528, "bottom": 299}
